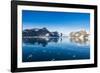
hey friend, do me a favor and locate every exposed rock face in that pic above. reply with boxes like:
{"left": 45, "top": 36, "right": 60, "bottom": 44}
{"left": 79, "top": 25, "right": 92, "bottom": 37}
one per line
{"left": 49, "top": 32, "right": 59, "bottom": 37}
{"left": 23, "top": 27, "right": 59, "bottom": 37}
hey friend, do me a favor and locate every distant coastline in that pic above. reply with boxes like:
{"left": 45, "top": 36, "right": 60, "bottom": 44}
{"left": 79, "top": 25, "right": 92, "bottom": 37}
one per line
{"left": 23, "top": 27, "right": 62, "bottom": 37}
{"left": 23, "top": 27, "right": 89, "bottom": 39}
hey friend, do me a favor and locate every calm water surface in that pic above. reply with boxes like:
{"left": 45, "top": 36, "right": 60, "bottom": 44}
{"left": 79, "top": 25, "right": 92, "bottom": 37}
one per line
{"left": 22, "top": 37, "right": 90, "bottom": 62}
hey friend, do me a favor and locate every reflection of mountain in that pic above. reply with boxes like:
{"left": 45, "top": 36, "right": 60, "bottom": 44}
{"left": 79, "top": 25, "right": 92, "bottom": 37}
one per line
{"left": 23, "top": 27, "right": 59, "bottom": 37}
{"left": 23, "top": 37, "right": 59, "bottom": 47}
{"left": 23, "top": 36, "right": 89, "bottom": 47}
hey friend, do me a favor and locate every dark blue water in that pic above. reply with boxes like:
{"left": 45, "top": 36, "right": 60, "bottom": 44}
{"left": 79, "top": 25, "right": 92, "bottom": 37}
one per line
{"left": 22, "top": 37, "right": 90, "bottom": 62}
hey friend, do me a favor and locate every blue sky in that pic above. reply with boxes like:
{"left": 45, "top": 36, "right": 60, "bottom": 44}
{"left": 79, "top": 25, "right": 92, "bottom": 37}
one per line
{"left": 22, "top": 10, "right": 90, "bottom": 35}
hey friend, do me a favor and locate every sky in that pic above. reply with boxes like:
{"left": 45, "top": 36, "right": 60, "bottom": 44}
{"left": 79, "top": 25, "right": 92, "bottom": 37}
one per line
{"left": 22, "top": 10, "right": 90, "bottom": 35}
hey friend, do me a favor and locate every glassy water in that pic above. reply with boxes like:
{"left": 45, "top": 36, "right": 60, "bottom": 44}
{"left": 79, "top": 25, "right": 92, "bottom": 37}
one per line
{"left": 22, "top": 37, "right": 90, "bottom": 62}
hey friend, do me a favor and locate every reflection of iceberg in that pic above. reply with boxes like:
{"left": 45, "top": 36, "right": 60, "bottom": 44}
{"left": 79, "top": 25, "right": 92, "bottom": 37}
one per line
{"left": 70, "top": 37, "right": 89, "bottom": 46}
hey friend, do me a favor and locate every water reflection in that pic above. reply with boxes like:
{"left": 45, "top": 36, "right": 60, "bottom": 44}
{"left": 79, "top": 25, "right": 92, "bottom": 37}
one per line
{"left": 23, "top": 37, "right": 59, "bottom": 47}
{"left": 22, "top": 37, "right": 90, "bottom": 62}
{"left": 23, "top": 36, "right": 89, "bottom": 47}
{"left": 69, "top": 37, "right": 89, "bottom": 46}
